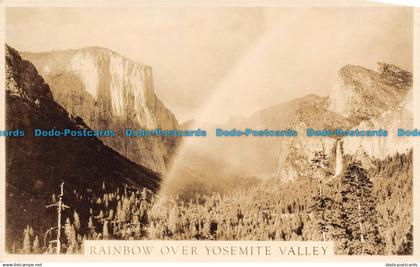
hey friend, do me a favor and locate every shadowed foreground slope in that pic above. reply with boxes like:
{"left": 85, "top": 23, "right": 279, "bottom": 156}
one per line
{"left": 5, "top": 45, "right": 160, "bottom": 251}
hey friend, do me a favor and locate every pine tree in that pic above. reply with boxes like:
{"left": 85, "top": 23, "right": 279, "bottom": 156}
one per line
{"left": 73, "top": 210, "right": 81, "bottom": 231}
{"left": 88, "top": 216, "right": 95, "bottom": 239}
{"left": 98, "top": 210, "right": 104, "bottom": 220}
{"left": 32, "top": 235, "right": 40, "bottom": 253}
{"left": 103, "top": 220, "right": 109, "bottom": 240}
{"left": 22, "top": 226, "right": 31, "bottom": 254}
{"left": 309, "top": 150, "right": 333, "bottom": 241}
{"left": 29, "top": 226, "right": 34, "bottom": 237}
{"left": 168, "top": 207, "right": 178, "bottom": 234}
{"left": 88, "top": 216, "right": 95, "bottom": 230}
{"left": 104, "top": 194, "right": 109, "bottom": 208}
{"left": 119, "top": 198, "right": 129, "bottom": 223}
{"left": 64, "top": 217, "right": 77, "bottom": 253}
{"left": 337, "top": 161, "right": 384, "bottom": 255}
{"left": 108, "top": 209, "right": 114, "bottom": 220}
{"left": 141, "top": 188, "right": 148, "bottom": 201}
{"left": 47, "top": 242, "right": 54, "bottom": 254}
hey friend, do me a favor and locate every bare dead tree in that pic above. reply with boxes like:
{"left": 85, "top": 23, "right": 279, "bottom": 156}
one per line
{"left": 46, "top": 181, "right": 69, "bottom": 254}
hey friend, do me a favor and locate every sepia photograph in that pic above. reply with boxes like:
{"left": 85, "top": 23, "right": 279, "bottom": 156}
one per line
{"left": 0, "top": 0, "right": 418, "bottom": 264}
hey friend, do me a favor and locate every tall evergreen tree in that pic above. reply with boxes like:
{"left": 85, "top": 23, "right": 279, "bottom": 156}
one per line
{"left": 32, "top": 235, "right": 40, "bottom": 254}
{"left": 64, "top": 218, "right": 77, "bottom": 253}
{"left": 309, "top": 150, "right": 333, "bottom": 241}
{"left": 22, "top": 226, "right": 31, "bottom": 254}
{"left": 103, "top": 220, "right": 109, "bottom": 240}
{"left": 337, "top": 161, "right": 384, "bottom": 255}
{"left": 73, "top": 210, "right": 81, "bottom": 231}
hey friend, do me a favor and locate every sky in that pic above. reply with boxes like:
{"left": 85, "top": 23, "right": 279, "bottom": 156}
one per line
{"left": 5, "top": 6, "right": 413, "bottom": 123}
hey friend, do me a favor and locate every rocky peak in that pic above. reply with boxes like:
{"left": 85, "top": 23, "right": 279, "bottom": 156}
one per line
{"left": 327, "top": 63, "right": 411, "bottom": 121}
{"left": 5, "top": 44, "right": 161, "bottom": 250}
{"left": 6, "top": 45, "right": 53, "bottom": 102}
{"left": 377, "top": 62, "right": 412, "bottom": 90}
{"left": 22, "top": 47, "right": 179, "bottom": 174}
{"left": 23, "top": 47, "right": 175, "bottom": 128}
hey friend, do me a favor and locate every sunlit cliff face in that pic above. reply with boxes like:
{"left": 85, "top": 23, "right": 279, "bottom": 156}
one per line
{"left": 160, "top": 57, "right": 413, "bottom": 200}
{"left": 23, "top": 48, "right": 179, "bottom": 174}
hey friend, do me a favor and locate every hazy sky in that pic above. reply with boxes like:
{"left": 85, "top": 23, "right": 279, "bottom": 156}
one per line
{"left": 6, "top": 6, "right": 413, "bottom": 123}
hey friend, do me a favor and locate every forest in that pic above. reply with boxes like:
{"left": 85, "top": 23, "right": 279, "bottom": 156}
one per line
{"left": 14, "top": 150, "right": 413, "bottom": 256}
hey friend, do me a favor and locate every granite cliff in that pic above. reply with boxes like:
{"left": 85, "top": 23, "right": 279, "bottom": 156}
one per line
{"left": 23, "top": 47, "right": 179, "bottom": 174}
{"left": 5, "top": 45, "right": 160, "bottom": 251}
{"left": 163, "top": 63, "right": 413, "bottom": 195}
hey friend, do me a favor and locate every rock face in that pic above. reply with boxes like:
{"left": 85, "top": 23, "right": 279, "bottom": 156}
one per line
{"left": 164, "top": 63, "right": 413, "bottom": 195}
{"left": 329, "top": 63, "right": 413, "bottom": 160}
{"left": 5, "top": 45, "right": 160, "bottom": 251}
{"left": 284, "top": 64, "right": 412, "bottom": 180}
{"left": 281, "top": 64, "right": 412, "bottom": 180}
{"left": 342, "top": 94, "right": 412, "bottom": 160}
{"left": 327, "top": 64, "right": 411, "bottom": 120}
{"left": 22, "top": 47, "right": 179, "bottom": 174}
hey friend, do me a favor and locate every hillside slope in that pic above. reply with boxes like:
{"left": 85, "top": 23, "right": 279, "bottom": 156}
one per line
{"left": 5, "top": 45, "right": 160, "bottom": 251}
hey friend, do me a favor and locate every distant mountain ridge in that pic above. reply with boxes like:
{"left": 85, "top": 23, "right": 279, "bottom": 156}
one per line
{"left": 22, "top": 47, "right": 179, "bottom": 174}
{"left": 14, "top": 45, "right": 413, "bottom": 191}
{"left": 251, "top": 63, "right": 412, "bottom": 179}
{"left": 163, "top": 63, "right": 413, "bottom": 194}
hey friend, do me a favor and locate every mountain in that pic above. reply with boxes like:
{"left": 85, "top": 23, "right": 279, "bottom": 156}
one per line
{"left": 5, "top": 45, "right": 160, "bottom": 251}
{"left": 266, "top": 64, "right": 411, "bottom": 179}
{"left": 240, "top": 63, "right": 412, "bottom": 180}
{"left": 342, "top": 93, "right": 412, "bottom": 160}
{"left": 332, "top": 64, "right": 413, "bottom": 160}
{"left": 328, "top": 63, "right": 412, "bottom": 121}
{"left": 164, "top": 63, "right": 413, "bottom": 196}
{"left": 22, "top": 47, "right": 179, "bottom": 174}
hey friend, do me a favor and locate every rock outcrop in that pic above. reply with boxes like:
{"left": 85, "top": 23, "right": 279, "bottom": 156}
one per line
{"left": 328, "top": 64, "right": 411, "bottom": 121}
{"left": 163, "top": 63, "right": 413, "bottom": 194}
{"left": 23, "top": 47, "right": 179, "bottom": 174}
{"left": 5, "top": 45, "right": 160, "bottom": 251}
{"left": 281, "top": 63, "right": 412, "bottom": 180}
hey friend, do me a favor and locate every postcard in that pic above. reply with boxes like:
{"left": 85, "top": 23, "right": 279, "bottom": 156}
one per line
{"left": 0, "top": 0, "right": 419, "bottom": 263}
